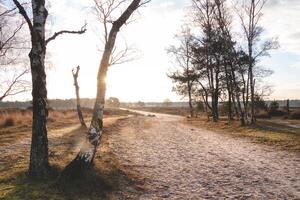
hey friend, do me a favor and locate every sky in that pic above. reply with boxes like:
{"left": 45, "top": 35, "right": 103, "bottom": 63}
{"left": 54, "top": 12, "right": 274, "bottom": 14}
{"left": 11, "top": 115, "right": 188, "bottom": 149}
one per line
{"left": 7, "top": 0, "right": 300, "bottom": 102}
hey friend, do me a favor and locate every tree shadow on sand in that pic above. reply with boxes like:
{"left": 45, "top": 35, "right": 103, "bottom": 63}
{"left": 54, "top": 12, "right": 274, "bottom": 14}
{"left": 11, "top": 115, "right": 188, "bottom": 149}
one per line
{"left": 1, "top": 117, "right": 145, "bottom": 199}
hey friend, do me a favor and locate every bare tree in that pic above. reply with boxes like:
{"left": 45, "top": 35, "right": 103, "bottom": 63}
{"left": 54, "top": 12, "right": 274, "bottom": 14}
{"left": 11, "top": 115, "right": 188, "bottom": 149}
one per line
{"left": 191, "top": 0, "right": 222, "bottom": 122}
{"left": 236, "top": 0, "right": 278, "bottom": 124}
{"left": 0, "top": 2, "right": 29, "bottom": 101}
{"left": 60, "top": 0, "right": 150, "bottom": 181}
{"left": 171, "top": 0, "right": 277, "bottom": 125}
{"left": 12, "top": 0, "right": 86, "bottom": 177}
{"left": 168, "top": 26, "right": 197, "bottom": 117}
{"left": 211, "top": 0, "right": 248, "bottom": 125}
{"left": 93, "top": 0, "right": 141, "bottom": 67}
{"left": 72, "top": 66, "right": 86, "bottom": 127}
{"left": 0, "top": 69, "right": 29, "bottom": 101}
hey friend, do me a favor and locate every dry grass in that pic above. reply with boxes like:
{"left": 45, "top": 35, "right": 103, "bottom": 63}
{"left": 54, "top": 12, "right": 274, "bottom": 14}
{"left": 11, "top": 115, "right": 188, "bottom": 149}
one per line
{"left": 185, "top": 117, "right": 300, "bottom": 152}
{"left": 0, "top": 109, "right": 31, "bottom": 128}
{"left": 0, "top": 109, "right": 140, "bottom": 200}
{"left": 0, "top": 108, "right": 134, "bottom": 144}
{"left": 0, "top": 108, "right": 133, "bottom": 127}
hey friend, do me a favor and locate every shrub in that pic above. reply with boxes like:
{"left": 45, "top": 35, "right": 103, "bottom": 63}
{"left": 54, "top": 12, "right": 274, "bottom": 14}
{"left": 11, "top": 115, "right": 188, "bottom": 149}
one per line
{"left": 1, "top": 117, "right": 15, "bottom": 128}
{"left": 269, "top": 100, "right": 279, "bottom": 112}
{"left": 106, "top": 97, "right": 121, "bottom": 108}
{"left": 136, "top": 101, "right": 145, "bottom": 107}
{"left": 290, "top": 111, "right": 300, "bottom": 120}
{"left": 268, "top": 100, "right": 287, "bottom": 117}
{"left": 48, "top": 117, "right": 56, "bottom": 123}
{"left": 196, "top": 101, "right": 205, "bottom": 112}
{"left": 254, "top": 95, "right": 268, "bottom": 112}
{"left": 256, "top": 111, "right": 271, "bottom": 119}
{"left": 269, "top": 109, "right": 287, "bottom": 117}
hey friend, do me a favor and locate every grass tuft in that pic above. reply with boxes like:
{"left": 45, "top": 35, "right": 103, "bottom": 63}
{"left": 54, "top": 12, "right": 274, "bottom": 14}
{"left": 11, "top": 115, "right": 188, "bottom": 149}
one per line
{"left": 1, "top": 118, "right": 15, "bottom": 128}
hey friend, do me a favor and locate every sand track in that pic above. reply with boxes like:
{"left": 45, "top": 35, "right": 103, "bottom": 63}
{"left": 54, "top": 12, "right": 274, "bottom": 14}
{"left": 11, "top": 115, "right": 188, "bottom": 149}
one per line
{"left": 0, "top": 112, "right": 299, "bottom": 199}
{"left": 110, "top": 113, "right": 300, "bottom": 199}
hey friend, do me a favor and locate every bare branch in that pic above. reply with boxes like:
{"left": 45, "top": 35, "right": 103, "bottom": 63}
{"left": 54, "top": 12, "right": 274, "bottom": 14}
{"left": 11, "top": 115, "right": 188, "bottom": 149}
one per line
{"left": 0, "top": 6, "right": 17, "bottom": 17}
{"left": 11, "top": 0, "right": 34, "bottom": 36}
{"left": 109, "top": 43, "right": 139, "bottom": 66}
{"left": 0, "top": 22, "right": 25, "bottom": 52}
{"left": 45, "top": 23, "right": 87, "bottom": 45}
{"left": 0, "top": 69, "right": 29, "bottom": 101}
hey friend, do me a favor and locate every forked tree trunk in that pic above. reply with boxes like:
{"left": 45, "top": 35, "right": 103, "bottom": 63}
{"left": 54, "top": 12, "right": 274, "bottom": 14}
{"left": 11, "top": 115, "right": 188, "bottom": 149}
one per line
{"left": 72, "top": 66, "right": 86, "bottom": 127}
{"left": 59, "top": 0, "right": 144, "bottom": 181}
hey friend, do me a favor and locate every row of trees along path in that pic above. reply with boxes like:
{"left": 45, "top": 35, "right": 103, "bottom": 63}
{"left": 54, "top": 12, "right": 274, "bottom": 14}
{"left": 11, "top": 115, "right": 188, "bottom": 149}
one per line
{"left": 168, "top": 0, "right": 278, "bottom": 125}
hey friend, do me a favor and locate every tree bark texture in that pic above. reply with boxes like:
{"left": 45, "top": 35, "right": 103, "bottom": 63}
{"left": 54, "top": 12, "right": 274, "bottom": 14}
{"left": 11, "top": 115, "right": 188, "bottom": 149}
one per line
{"left": 28, "top": 0, "right": 49, "bottom": 177}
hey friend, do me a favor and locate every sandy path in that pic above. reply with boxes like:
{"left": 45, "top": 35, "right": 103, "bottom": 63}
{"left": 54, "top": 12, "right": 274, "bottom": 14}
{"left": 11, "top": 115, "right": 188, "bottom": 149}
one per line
{"left": 110, "top": 113, "right": 300, "bottom": 199}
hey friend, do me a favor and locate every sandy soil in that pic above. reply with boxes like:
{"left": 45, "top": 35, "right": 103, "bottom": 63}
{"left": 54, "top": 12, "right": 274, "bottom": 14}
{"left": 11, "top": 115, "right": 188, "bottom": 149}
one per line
{"left": 110, "top": 112, "right": 300, "bottom": 199}
{"left": 0, "top": 124, "right": 82, "bottom": 175}
{"left": 1, "top": 111, "right": 299, "bottom": 199}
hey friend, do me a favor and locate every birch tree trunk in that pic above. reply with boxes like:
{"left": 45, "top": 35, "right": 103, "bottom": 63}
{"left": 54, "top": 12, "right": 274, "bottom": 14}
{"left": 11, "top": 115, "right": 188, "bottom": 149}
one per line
{"left": 60, "top": 0, "right": 146, "bottom": 181}
{"left": 13, "top": 0, "right": 86, "bottom": 177}
{"left": 27, "top": 1, "right": 49, "bottom": 177}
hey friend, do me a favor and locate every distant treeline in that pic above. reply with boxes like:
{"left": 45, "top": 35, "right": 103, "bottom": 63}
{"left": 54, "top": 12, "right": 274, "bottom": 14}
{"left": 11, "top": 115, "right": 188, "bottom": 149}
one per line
{"left": 0, "top": 99, "right": 95, "bottom": 110}
{"left": 1, "top": 99, "right": 300, "bottom": 110}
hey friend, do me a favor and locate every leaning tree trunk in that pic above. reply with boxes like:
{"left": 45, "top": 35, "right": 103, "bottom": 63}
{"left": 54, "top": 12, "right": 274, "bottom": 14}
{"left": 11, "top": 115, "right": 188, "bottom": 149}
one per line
{"left": 28, "top": 1, "right": 49, "bottom": 177}
{"left": 59, "top": 0, "right": 144, "bottom": 181}
{"left": 59, "top": 33, "right": 115, "bottom": 181}
{"left": 72, "top": 66, "right": 86, "bottom": 127}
